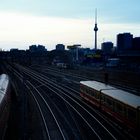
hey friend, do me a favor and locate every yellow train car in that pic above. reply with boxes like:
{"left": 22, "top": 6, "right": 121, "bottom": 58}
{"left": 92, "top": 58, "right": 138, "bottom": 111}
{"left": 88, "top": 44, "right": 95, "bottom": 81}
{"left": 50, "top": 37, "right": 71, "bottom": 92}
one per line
{"left": 80, "top": 81, "right": 140, "bottom": 132}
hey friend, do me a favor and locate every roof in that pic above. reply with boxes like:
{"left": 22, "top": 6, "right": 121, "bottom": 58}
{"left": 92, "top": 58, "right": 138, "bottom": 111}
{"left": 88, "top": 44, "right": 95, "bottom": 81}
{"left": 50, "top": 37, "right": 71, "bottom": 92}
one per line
{"left": 80, "top": 81, "right": 115, "bottom": 91}
{"left": 80, "top": 81, "right": 140, "bottom": 108}
{"left": 102, "top": 89, "right": 140, "bottom": 108}
{"left": 0, "top": 74, "right": 9, "bottom": 103}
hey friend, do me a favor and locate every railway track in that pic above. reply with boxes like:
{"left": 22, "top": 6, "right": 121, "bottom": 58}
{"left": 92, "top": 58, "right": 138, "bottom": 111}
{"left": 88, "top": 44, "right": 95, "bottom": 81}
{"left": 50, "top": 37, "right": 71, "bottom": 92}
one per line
{"left": 3, "top": 62, "right": 136, "bottom": 139}
{"left": 8, "top": 65, "right": 69, "bottom": 139}
{"left": 25, "top": 64, "right": 136, "bottom": 139}
{"left": 9, "top": 64, "right": 98, "bottom": 139}
{"left": 27, "top": 82, "right": 69, "bottom": 140}
{"left": 13, "top": 64, "right": 130, "bottom": 139}
{"left": 31, "top": 65, "right": 140, "bottom": 95}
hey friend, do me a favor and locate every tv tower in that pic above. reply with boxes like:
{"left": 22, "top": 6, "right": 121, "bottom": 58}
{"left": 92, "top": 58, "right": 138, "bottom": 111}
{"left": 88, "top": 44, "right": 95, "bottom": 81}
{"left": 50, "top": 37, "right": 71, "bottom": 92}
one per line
{"left": 94, "top": 9, "right": 98, "bottom": 50}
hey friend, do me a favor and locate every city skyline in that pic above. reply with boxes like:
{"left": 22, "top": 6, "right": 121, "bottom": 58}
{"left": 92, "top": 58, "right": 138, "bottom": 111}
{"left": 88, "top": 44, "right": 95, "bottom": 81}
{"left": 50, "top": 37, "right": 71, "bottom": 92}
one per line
{"left": 0, "top": 0, "right": 140, "bottom": 50}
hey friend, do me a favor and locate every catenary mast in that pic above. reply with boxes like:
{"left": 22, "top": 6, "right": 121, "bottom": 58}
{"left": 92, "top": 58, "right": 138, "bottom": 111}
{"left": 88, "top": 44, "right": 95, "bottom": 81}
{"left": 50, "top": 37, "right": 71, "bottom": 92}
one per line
{"left": 94, "top": 9, "right": 98, "bottom": 50}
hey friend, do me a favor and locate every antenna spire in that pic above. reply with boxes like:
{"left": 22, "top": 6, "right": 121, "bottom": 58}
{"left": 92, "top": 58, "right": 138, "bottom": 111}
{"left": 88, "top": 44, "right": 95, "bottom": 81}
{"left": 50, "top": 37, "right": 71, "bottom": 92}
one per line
{"left": 95, "top": 8, "right": 97, "bottom": 24}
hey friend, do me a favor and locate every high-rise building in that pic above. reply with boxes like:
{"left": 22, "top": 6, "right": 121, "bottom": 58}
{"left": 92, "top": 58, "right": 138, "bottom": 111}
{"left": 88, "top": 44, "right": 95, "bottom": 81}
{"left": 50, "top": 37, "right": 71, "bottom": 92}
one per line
{"left": 117, "top": 33, "right": 133, "bottom": 51}
{"left": 29, "top": 45, "right": 37, "bottom": 52}
{"left": 133, "top": 37, "right": 140, "bottom": 50}
{"left": 56, "top": 44, "right": 65, "bottom": 51}
{"left": 29, "top": 45, "right": 46, "bottom": 52}
{"left": 101, "top": 42, "right": 113, "bottom": 55}
{"left": 38, "top": 45, "right": 46, "bottom": 52}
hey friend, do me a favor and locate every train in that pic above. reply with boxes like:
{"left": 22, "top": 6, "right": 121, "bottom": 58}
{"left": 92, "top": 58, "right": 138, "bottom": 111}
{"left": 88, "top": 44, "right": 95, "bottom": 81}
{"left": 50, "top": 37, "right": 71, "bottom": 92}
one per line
{"left": 80, "top": 80, "right": 140, "bottom": 132}
{"left": 0, "top": 74, "right": 11, "bottom": 138}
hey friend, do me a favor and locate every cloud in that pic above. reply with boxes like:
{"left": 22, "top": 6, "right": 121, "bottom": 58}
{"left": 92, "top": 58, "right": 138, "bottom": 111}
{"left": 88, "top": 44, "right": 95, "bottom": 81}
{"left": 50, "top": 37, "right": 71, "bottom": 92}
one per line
{"left": 98, "top": 23, "right": 140, "bottom": 46}
{"left": 0, "top": 12, "right": 93, "bottom": 50}
{"left": 0, "top": 12, "right": 139, "bottom": 50}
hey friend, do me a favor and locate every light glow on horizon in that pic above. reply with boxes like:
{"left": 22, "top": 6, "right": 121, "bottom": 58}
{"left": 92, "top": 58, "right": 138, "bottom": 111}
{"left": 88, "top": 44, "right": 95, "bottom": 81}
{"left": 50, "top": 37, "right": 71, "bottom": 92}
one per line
{"left": 0, "top": 12, "right": 140, "bottom": 50}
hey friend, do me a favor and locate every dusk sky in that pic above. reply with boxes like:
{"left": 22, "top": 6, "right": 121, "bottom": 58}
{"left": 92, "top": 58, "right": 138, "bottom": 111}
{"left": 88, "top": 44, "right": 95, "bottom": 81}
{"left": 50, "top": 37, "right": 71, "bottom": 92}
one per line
{"left": 0, "top": 0, "right": 140, "bottom": 50}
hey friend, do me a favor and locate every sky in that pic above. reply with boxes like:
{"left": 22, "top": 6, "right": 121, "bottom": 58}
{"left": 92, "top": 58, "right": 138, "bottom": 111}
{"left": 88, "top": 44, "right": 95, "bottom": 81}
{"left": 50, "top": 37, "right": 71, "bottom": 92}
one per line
{"left": 0, "top": 0, "right": 140, "bottom": 50}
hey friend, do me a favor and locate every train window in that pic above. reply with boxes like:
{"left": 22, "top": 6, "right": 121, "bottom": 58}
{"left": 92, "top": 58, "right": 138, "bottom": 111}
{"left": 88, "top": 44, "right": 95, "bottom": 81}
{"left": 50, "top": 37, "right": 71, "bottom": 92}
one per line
{"left": 101, "top": 95, "right": 105, "bottom": 102}
{"left": 89, "top": 89, "right": 93, "bottom": 95}
{"left": 95, "top": 92, "right": 100, "bottom": 99}
{"left": 115, "top": 102, "right": 124, "bottom": 115}
{"left": 123, "top": 106, "right": 127, "bottom": 117}
{"left": 85, "top": 88, "right": 88, "bottom": 94}
{"left": 80, "top": 85, "right": 84, "bottom": 92}
{"left": 88, "top": 89, "right": 90, "bottom": 94}
{"left": 87, "top": 88, "right": 91, "bottom": 95}
{"left": 127, "top": 108, "right": 136, "bottom": 122}
{"left": 86, "top": 88, "right": 92, "bottom": 96}
{"left": 91, "top": 89, "right": 95, "bottom": 97}
{"left": 82, "top": 87, "right": 87, "bottom": 93}
{"left": 80, "top": 86, "right": 83, "bottom": 92}
{"left": 82, "top": 88, "right": 85, "bottom": 92}
{"left": 106, "top": 97, "right": 113, "bottom": 109}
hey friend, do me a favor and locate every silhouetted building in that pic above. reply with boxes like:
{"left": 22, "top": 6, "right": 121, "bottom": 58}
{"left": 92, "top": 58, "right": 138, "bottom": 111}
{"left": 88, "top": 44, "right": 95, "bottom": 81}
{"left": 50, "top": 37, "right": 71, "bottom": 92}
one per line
{"left": 84, "top": 49, "right": 103, "bottom": 64}
{"left": 10, "top": 48, "right": 19, "bottom": 52}
{"left": 38, "top": 45, "right": 46, "bottom": 52}
{"left": 29, "top": 45, "right": 46, "bottom": 52}
{"left": 117, "top": 34, "right": 140, "bottom": 69}
{"left": 67, "top": 44, "right": 81, "bottom": 62}
{"left": 117, "top": 33, "right": 133, "bottom": 51}
{"left": 133, "top": 37, "right": 140, "bottom": 50}
{"left": 101, "top": 42, "right": 113, "bottom": 55}
{"left": 29, "top": 45, "right": 37, "bottom": 52}
{"left": 56, "top": 44, "right": 65, "bottom": 51}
